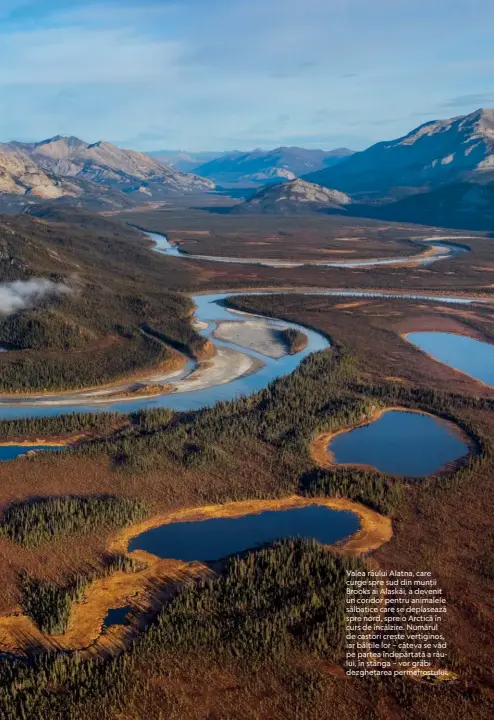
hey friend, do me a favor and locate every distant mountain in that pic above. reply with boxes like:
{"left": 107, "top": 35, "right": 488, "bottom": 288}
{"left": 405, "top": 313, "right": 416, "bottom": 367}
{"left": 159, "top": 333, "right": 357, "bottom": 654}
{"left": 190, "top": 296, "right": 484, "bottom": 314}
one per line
{"left": 195, "top": 147, "right": 354, "bottom": 187}
{"left": 305, "top": 108, "right": 494, "bottom": 198}
{"left": 0, "top": 136, "right": 215, "bottom": 210}
{"left": 147, "top": 150, "right": 229, "bottom": 173}
{"left": 232, "top": 179, "right": 352, "bottom": 214}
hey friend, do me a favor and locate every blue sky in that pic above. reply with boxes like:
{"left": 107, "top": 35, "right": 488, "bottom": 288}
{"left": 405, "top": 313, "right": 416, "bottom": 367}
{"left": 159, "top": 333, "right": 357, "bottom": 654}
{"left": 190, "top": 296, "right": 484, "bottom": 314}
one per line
{"left": 1, "top": 0, "right": 493, "bottom": 151}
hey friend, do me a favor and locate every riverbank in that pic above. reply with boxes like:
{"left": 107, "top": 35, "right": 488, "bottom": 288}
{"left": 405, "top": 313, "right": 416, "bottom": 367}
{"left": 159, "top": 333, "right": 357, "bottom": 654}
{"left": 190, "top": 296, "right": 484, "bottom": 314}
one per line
{"left": 0, "top": 349, "right": 187, "bottom": 400}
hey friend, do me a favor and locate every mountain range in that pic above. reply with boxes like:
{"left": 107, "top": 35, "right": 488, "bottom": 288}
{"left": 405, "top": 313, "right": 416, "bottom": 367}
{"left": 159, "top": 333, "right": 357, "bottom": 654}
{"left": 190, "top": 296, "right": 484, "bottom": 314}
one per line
{"left": 192, "top": 147, "right": 354, "bottom": 187}
{"left": 0, "top": 109, "right": 493, "bottom": 230}
{"left": 0, "top": 136, "right": 215, "bottom": 210}
{"left": 146, "top": 150, "right": 229, "bottom": 173}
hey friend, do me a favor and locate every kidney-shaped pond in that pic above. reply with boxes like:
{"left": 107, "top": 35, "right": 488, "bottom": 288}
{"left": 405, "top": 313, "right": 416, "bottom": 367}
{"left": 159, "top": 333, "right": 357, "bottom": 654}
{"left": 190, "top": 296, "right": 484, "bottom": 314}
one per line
{"left": 327, "top": 410, "right": 469, "bottom": 477}
{"left": 129, "top": 505, "right": 360, "bottom": 562}
{"left": 406, "top": 332, "right": 494, "bottom": 387}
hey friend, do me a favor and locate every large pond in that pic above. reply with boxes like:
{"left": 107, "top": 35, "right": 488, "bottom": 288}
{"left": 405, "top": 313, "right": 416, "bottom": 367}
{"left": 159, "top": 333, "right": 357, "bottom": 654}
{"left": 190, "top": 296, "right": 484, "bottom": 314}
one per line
{"left": 129, "top": 505, "right": 360, "bottom": 562}
{"left": 327, "top": 410, "right": 469, "bottom": 477}
{"left": 406, "top": 331, "right": 494, "bottom": 387}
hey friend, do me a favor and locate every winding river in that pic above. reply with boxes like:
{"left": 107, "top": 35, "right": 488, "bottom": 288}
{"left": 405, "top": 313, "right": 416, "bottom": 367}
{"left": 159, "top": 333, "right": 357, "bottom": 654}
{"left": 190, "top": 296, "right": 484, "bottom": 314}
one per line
{"left": 146, "top": 231, "right": 472, "bottom": 268}
{"left": 0, "top": 230, "right": 489, "bottom": 422}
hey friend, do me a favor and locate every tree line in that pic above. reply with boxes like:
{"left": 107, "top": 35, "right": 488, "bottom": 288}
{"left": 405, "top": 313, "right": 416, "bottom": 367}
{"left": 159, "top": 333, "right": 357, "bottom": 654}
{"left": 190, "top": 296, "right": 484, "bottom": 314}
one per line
{"left": 0, "top": 495, "right": 149, "bottom": 547}
{"left": 20, "top": 554, "right": 144, "bottom": 635}
{"left": 0, "top": 539, "right": 365, "bottom": 718}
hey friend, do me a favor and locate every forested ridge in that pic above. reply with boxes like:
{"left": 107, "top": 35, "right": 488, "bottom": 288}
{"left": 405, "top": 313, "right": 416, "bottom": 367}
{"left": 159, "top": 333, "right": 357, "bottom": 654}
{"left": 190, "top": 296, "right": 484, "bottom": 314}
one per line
{"left": 0, "top": 540, "right": 365, "bottom": 718}
{"left": 0, "top": 212, "right": 205, "bottom": 391}
{"left": 0, "top": 411, "right": 125, "bottom": 439}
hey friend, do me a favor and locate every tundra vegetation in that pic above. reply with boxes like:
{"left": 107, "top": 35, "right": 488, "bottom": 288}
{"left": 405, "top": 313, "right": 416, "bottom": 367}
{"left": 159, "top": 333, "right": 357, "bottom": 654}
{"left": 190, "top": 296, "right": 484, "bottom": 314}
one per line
{"left": 0, "top": 215, "right": 493, "bottom": 720}
{"left": 0, "top": 540, "right": 365, "bottom": 718}
{"left": 20, "top": 554, "right": 143, "bottom": 635}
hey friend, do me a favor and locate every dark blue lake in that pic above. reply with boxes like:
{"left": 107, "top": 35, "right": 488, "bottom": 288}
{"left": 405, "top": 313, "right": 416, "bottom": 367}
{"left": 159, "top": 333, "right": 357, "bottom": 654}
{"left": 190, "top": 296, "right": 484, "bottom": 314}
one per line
{"left": 103, "top": 606, "right": 132, "bottom": 627}
{"left": 129, "top": 505, "right": 360, "bottom": 561}
{"left": 406, "top": 332, "right": 494, "bottom": 387}
{"left": 327, "top": 410, "right": 469, "bottom": 477}
{"left": 0, "top": 445, "right": 62, "bottom": 461}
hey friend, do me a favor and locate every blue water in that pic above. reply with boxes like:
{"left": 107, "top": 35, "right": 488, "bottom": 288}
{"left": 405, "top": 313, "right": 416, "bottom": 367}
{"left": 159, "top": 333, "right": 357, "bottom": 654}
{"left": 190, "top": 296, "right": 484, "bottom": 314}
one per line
{"left": 328, "top": 410, "right": 468, "bottom": 477}
{"left": 0, "top": 445, "right": 62, "bottom": 461}
{"left": 129, "top": 505, "right": 360, "bottom": 561}
{"left": 103, "top": 606, "right": 132, "bottom": 627}
{"left": 0, "top": 231, "right": 482, "bottom": 422}
{"left": 406, "top": 332, "right": 494, "bottom": 387}
{"left": 0, "top": 292, "right": 328, "bottom": 420}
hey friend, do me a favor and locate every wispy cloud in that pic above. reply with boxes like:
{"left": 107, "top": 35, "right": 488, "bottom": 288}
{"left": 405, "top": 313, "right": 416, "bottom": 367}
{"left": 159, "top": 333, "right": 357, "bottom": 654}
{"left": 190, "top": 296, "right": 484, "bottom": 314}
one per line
{"left": 0, "top": 279, "right": 71, "bottom": 316}
{"left": 0, "top": 27, "right": 182, "bottom": 84}
{"left": 442, "top": 92, "right": 494, "bottom": 109}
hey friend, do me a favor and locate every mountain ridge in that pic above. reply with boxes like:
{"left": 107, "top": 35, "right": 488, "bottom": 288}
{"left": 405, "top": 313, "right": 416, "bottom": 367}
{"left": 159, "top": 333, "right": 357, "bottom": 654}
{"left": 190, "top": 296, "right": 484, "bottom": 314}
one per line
{"left": 305, "top": 108, "right": 494, "bottom": 197}
{"left": 194, "top": 146, "right": 354, "bottom": 187}
{"left": 147, "top": 150, "right": 230, "bottom": 173}
{"left": 0, "top": 135, "right": 215, "bottom": 208}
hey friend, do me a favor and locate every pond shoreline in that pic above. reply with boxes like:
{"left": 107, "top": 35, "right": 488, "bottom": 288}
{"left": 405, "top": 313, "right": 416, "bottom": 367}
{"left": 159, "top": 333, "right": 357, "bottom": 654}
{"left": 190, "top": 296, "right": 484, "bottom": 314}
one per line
{"left": 403, "top": 330, "right": 494, "bottom": 389}
{"left": 310, "top": 406, "right": 476, "bottom": 477}
{"left": 0, "top": 495, "right": 391, "bottom": 657}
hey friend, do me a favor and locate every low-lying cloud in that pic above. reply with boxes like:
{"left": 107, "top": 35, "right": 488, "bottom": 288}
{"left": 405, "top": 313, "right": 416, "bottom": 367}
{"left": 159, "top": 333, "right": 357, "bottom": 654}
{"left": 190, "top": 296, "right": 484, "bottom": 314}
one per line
{"left": 0, "top": 279, "right": 71, "bottom": 316}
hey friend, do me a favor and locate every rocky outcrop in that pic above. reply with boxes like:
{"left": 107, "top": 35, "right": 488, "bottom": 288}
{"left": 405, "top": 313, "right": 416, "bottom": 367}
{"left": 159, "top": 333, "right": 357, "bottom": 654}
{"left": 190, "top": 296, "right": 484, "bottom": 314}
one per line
{"left": 0, "top": 145, "right": 78, "bottom": 199}
{"left": 233, "top": 178, "right": 352, "bottom": 214}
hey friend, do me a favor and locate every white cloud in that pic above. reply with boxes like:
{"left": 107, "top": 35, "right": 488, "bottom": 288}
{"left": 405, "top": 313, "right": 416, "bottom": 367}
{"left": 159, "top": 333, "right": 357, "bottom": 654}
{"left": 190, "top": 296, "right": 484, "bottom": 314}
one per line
{"left": 0, "top": 279, "right": 71, "bottom": 315}
{"left": 0, "top": 27, "right": 183, "bottom": 84}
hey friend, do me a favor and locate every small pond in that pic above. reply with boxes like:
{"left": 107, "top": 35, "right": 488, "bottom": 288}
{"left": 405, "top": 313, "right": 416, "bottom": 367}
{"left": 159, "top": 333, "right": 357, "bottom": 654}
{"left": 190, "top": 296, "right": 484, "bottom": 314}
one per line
{"left": 129, "top": 505, "right": 360, "bottom": 562}
{"left": 406, "top": 332, "right": 494, "bottom": 387}
{"left": 0, "top": 445, "right": 63, "bottom": 461}
{"left": 103, "top": 606, "right": 132, "bottom": 628}
{"left": 327, "top": 410, "right": 469, "bottom": 477}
